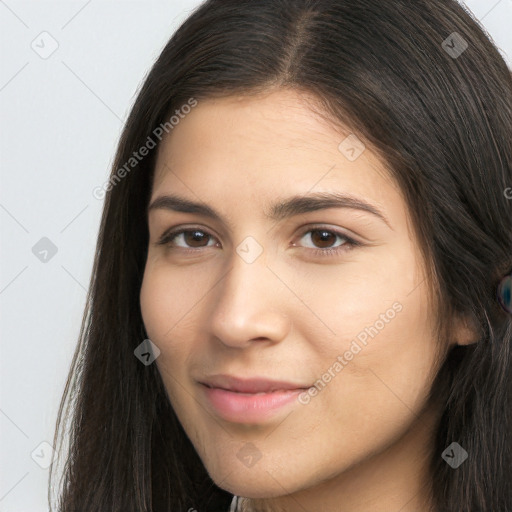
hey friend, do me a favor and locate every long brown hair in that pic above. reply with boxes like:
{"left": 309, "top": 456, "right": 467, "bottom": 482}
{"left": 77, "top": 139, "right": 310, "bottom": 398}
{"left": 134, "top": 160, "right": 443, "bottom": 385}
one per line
{"left": 49, "top": 1, "right": 512, "bottom": 510}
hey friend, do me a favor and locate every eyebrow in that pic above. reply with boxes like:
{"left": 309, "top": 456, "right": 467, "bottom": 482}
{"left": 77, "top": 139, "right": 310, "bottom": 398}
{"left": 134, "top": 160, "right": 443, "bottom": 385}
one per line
{"left": 147, "top": 191, "right": 392, "bottom": 229}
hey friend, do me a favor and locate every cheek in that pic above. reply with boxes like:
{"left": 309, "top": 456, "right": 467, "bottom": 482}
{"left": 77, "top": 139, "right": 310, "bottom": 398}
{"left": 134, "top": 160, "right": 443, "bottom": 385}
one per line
{"left": 317, "top": 290, "right": 437, "bottom": 443}
{"left": 139, "top": 267, "right": 195, "bottom": 409}
{"left": 287, "top": 253, "right": 438, "bottom": 450}
{"left": 139, "top": 269, "right": 167, "bottom": 341}
{"left": 139, "top": 262, "right": 201, "bottom": 341}
{"left": 307, "top": 268, "right": 437, "bottom": 416}
{"left": 139, "top": 263, "right": 208, "bottom": 391}
{"left": 280, "top": 244, "right": 422, "bottom": 355}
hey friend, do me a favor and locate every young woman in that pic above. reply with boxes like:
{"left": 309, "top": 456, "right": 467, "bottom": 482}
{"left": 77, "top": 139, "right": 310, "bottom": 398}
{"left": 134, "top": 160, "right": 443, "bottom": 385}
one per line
{"left": 49, "top": 1, "right": 512, "bottom": 511}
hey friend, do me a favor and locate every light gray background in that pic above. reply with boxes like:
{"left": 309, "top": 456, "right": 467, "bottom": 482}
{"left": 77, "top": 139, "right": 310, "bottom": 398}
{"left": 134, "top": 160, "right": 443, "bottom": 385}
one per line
{"left": 1, "top": 1, "right": 511, "bottom": 510}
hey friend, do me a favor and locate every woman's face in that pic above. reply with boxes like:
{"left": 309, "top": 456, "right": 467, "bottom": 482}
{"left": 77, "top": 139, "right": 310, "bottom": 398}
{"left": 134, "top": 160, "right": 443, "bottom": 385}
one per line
{"left": 139, "top": 89, "right": 461, "bottom": 502}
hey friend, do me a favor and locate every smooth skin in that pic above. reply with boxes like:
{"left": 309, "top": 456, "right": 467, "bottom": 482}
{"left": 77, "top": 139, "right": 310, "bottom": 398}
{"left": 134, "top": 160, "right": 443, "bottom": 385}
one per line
{"left": 140, "top": 88, "right": 477, "bottom": 512}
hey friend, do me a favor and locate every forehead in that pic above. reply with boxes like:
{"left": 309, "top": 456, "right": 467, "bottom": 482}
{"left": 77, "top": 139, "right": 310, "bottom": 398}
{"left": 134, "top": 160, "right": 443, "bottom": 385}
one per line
{"left": 153, "top": 89, "right": 392, "bottom": 193}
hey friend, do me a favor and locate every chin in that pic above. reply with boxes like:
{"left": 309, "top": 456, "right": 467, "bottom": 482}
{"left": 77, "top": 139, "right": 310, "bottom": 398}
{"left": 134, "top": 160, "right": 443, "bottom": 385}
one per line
{"left": 208, "top": 464, "right": 302, "bottom": 499}
{"left": 217, "top": 480, "right": 291, "bottom": 500}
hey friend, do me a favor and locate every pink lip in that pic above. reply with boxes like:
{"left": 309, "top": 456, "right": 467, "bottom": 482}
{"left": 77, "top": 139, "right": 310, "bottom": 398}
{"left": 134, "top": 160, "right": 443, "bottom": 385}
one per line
{"left": 199, "top": 384, "right": 304, "bottom": 423}
{"left": 199, "top": 374, "right": 308, "bottom": 393}
{"left": 197, "top": 375, "right": 310, "bottom": 423}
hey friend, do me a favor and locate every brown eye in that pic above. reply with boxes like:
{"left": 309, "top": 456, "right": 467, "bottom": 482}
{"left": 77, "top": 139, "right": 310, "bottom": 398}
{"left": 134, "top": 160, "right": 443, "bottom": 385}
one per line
{"left": 294, "top": 226, "right": 361, "bottom": 258}
{"left": 309, "top": 229, "right": 338, "bottom": 249}
{"left": 298, "top": 228, "right": 352, "bottom": 250}
{"left": 181, "top": 230, "right": 211, "bottom": 247}
{"left": 157, "top": 228, "right": 218, "bottom": 249}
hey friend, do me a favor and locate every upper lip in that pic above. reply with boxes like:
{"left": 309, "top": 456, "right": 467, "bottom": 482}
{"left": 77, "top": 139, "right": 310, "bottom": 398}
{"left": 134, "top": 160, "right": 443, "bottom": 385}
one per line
{"left": 199, "top": 374, "right": 310, "bottom": 393}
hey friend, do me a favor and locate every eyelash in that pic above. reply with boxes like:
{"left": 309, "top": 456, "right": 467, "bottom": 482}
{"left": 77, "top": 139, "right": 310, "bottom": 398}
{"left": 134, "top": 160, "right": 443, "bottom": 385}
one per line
{"left": 156, "top": 225, "right": 362, "bottom": 258}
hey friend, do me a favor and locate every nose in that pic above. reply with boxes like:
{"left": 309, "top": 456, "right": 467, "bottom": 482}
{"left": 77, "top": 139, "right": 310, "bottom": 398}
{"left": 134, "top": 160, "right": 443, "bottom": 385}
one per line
{"left": 207, "top": 246, "right": 291, "bottom": 348}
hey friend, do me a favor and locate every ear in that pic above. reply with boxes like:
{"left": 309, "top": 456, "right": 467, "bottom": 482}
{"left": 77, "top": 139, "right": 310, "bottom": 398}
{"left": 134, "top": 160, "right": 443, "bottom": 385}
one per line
{"left": 451, "top": 313, "right": 480, "bottom": 346}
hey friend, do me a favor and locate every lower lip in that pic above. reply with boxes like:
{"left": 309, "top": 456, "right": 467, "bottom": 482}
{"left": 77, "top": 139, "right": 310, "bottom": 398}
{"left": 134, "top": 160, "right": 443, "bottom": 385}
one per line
{"left": 200, "top": 384, "right": 305, "bottom": 423}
